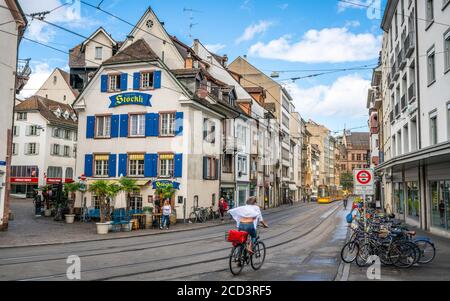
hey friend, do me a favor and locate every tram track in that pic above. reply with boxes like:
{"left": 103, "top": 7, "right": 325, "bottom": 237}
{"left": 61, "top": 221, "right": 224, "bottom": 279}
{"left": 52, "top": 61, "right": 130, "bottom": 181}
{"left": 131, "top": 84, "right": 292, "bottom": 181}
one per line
{"left": 10, "top": 203, "right": 340, "bottom": 281}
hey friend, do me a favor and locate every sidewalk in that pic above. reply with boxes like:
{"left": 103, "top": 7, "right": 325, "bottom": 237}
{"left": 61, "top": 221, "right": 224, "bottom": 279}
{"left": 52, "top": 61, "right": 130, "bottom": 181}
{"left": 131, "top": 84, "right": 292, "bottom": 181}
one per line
{"left": 0, "top": 198, "right": 304, "bottom": 248}
{"left": 344, "top": 226, "right": 450, "bottom": 281}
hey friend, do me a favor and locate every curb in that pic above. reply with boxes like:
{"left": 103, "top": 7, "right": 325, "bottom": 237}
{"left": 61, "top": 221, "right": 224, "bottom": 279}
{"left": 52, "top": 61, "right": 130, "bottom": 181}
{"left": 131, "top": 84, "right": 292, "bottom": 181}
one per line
{"left": 0, "top": 203, "right": 310, "bottom": 249}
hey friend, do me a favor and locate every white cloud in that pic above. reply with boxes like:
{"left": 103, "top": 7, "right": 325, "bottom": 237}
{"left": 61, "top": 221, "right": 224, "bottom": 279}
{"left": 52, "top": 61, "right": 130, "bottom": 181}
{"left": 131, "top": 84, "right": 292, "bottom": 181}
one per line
{"left": 19, "top": 62, "right": 52, "bottom": 99}
{"left": 236, "top": 20, "right": 274, "bottom": 44}
{"left": 345, "top": 20, "right": 361, "bottom": 27}
{"left": 19, "top": 0, "right": 99, "bottom": 42}
{"left": 285, "top": 74, "right": 370, "bottom": 120}
{"left": 204, "top": 44, "right": 226, "bottom": 53}
{"left": 279, "top": 3, "right": 289, "bottom": 10}
{"left": 248, "top": 27, "right": 382, "bottom": 63}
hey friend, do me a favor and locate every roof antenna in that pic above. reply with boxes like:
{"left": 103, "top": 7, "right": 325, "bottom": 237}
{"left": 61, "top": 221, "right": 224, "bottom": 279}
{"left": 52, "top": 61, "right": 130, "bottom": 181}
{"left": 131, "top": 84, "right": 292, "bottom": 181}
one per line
{"left": 183, "top": 8, "right": 202, "bottom": 39}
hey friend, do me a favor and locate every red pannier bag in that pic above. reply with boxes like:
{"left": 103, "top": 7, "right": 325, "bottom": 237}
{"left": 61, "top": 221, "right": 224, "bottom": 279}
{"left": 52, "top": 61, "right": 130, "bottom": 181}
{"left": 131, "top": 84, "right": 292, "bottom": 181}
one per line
{"left": 227, "top": 230, "right": 248, "bottom": 245}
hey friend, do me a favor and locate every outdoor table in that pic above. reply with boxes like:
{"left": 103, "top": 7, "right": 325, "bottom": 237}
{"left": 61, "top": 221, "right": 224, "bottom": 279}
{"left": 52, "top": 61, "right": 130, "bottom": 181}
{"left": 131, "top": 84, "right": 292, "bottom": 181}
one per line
{"left": 132, "top": 214, "right": 147, "bottom": 230}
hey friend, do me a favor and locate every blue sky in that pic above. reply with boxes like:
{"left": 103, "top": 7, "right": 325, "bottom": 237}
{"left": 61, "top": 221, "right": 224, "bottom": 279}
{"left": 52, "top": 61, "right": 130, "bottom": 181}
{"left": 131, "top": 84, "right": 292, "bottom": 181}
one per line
{"left": 17, "top": 0, "right": 387, "bottom": 134}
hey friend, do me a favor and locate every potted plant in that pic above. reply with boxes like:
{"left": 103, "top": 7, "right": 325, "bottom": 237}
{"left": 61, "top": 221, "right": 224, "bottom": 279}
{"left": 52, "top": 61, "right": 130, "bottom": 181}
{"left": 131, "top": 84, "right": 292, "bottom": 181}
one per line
{"left": 64, "top": 182, "right": 81, "bottom": 224}
{"left": 119, "top": 177, "right": 140, "bottom": 213}
{"left": 143, "top": 207, "right": 153, "bottom": 229}
{"left": 106, "top": 183, "right": 122, "bottom": 231}
{"left": 89, "top": 180, "right": 112, "bottom": 235}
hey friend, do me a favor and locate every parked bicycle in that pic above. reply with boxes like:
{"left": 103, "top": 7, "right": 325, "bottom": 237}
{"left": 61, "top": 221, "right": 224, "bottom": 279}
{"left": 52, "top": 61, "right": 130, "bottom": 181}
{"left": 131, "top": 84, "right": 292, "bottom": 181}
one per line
{"left": 226, "top": 228, "right": 266, "bottom": 276}
{"left": 189, "top": 207, "right": 206, "bottom": 224}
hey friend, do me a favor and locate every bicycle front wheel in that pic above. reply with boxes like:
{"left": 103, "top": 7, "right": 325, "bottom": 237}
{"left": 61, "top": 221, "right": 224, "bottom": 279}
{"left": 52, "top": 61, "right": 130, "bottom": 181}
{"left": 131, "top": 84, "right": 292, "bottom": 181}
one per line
{"left": 229, "top": 245, "right": 245, "bottom": 276}
{"left": 341, "top": 241, "right": 359, "bottom": 264}
{"left": 189, "top": 212, "right": 198, "bottom": 224}
{"left": 251, "top": 241, "right": 266, "bottom": 271}
{"left": 416, "top": 240, "right": 436, "bottom": 264}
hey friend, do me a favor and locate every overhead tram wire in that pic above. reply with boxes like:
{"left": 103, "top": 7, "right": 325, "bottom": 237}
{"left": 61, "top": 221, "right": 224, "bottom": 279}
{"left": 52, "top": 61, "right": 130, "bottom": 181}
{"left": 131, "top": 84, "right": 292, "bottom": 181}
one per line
{"left": 2, "top": 3, "right": 379, "bottom": 132}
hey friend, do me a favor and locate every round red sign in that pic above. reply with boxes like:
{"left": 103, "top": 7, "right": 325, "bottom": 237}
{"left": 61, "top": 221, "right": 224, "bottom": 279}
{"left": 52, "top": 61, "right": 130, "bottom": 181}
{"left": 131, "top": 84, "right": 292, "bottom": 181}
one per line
{"left": 356, "top": 170, "right": 372, "bottom": 185}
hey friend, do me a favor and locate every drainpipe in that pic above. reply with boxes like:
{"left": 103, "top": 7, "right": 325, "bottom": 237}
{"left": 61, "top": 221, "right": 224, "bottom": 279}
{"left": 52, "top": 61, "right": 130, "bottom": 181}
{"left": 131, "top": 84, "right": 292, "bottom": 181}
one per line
{"left": 414, "top": 0, "right": 422, "bottom": 150}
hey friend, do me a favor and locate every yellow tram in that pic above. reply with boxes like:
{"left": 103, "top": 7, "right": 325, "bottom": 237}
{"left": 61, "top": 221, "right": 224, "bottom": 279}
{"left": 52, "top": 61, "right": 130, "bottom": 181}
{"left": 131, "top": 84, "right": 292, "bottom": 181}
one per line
{"left": 317, "top": 185, "right": 345, "bottom": 204}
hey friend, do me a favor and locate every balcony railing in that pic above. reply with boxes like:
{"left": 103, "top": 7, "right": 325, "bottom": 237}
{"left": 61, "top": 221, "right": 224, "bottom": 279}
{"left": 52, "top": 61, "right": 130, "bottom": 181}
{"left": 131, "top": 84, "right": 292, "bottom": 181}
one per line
{"left": 408, "top": 83, "right": 416, "bottom": 102}
{"left": 390, "top": 111, "right": 395, "bottom": 124}
{"left": 398, "top": 49, "right": 406, "bottom": 70}
{"left": 393, "top": 61, "right": 400, "bottom": 80}
{"left": 15, "top": 58, "right": 31, "bottom": 94}
{"left": 401, "top": 95, "right": 407, "bottom": 111}
{"left": 404, "top": 31, "right": 415, "bottom": 58}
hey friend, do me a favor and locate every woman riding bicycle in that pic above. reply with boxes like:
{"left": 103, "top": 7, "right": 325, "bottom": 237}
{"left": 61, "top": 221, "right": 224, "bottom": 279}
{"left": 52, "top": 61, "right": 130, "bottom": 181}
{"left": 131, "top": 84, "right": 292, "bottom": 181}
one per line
{"left": 228, "top": 196, "right": 269, "bottom": 254}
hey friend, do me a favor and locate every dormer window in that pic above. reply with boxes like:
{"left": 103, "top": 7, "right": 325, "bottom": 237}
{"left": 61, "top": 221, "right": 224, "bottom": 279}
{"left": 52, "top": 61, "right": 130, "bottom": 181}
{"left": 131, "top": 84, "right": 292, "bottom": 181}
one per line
{"left": 95, "top": 47, "right": 103, "bottom": 60}
{"left": 141, "top": 71, "right": 154, "bottom": 90}
{"left": 206, "top": 81, "right": 212, "bottom": 93}
{"left": 63, "top": 110, "right": 70, "bottom": 120}
{"left": 71, "top": 114, "right": 78, "bottom": 122}
{"left": 54, "top": 108, "right": 62, "bottom": 118}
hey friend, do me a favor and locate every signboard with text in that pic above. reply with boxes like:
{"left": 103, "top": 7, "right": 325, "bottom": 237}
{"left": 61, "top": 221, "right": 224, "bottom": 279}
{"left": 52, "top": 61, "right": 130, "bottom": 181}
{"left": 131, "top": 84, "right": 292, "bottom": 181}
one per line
{"left": 353, "top": 169, "right": 375, "bottom": 195}
{"left": 109, "top": 92, "right": 152, "bottom": 108}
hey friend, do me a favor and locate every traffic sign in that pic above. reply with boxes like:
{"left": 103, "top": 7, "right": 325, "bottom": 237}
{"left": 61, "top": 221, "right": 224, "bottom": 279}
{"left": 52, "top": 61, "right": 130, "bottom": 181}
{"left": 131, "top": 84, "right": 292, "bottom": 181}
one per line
{"left": 353, "top": 168, "right": 375, "bottom": 195}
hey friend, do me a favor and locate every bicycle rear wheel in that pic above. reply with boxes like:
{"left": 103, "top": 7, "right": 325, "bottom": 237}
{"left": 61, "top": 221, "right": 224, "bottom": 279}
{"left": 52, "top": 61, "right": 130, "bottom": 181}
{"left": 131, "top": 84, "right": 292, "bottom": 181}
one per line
{"left": 189, "top": 212, "right": 197, "bottom": 224}
{"left": 251, "top": 241, "right": 266, "bottom": 270}
{"left": 341, "top": 241, "right": 359, "bottom": 264}
{"left": 229, "top": 245, "right": 245, "bottom": 276}
{"left": 416, "top": 240, "right": 436, "bottom": 264}
{"left": 356, "top": 243, "right": 372, "bottom": 267}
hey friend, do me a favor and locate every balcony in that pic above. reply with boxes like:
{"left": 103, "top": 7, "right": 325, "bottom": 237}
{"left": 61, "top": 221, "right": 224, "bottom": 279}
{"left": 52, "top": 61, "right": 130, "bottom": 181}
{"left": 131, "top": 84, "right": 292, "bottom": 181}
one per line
{"left": 408, "top": 83, "right": 416, "bottom": 103}
{"left": 395, "top": 103, "right": 400, "bottom": 118}
{"left": 404, "top": 31, "right": 415, "bottom": 58}
{"left": 401, "top": 95, "right": 407, "bottom": 111}
{"left": 390, "top": 111, "right": 395, "bottom": 124}
{"left": 16, "top": 58, "right": 31, "bottom": 94}
{"left": 392, "top": 61, "right": 400, "bottom": 81}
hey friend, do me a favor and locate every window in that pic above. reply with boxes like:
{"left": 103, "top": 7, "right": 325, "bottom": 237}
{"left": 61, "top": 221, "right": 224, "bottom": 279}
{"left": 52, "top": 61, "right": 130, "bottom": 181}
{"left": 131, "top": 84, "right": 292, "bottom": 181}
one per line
{"left": 95, "top": 116, "right": 111, "bottom": 138}
{"left": 204, "top": 157, "right": 218, "bottom": 180}
{"left": 129, "top": 114, "right": 146, "bottom": 137}
{"left": 25, "top": 143, "right": 39, "bottom": 155}
{"left": 237, "top": 156, "right": 248, "bottom": 175}
{"left": 222, "top": 154, "right": 233, "bottom": 173}
{"left": 108, "top": 74, "right": 121, "bottom": 92}
{"left": 357, "top": 154, "right": 362, "bottom": 161}
{"left": 64, "top": 129, "right": 71, "bottom": 140}
{"left": 160, "top": 113, "right": 175, "bottom": 137}
{"left": 73, "top": 144, "right": 77, "bottom": 159}
{"left": 129, "top": 154, "right": 145, "bottom": 177}
{"left": 352, "top": 154, "right": 356, "bottom": 161}
{"left": 47, "top": 167, "right": 62, "bottom": 178}
{"left": 430, "top": 113, "right": 438, "bottom": 145}
{"left": 51, "top": 144, "right": 61, "bottom": 156}
{"left": 65, "top": 168, "right": 74, "bottom": 180}
{"left": 445, "top": 29, "right": 450, "bottom": 72}
{"left": 94, "top": 155, "right": 109, "bottom": 177}
{"left": 13, "top": 126, "right": 19, "bottom": 137}
{"left": 95, "top": 47, "right": 103, "bottom": 60}
{"left": 141, "top": 71, "right": 154, "bottom": 89}
{"left": 11, "top": 166, "right": 39, "bottom": 178}
{"left": 17, "top": 112, "right": 27, "bottom": 121}
{"left": 159, "top": 154, "right": 174, "bottom": 178}
{"left": 203, "top": 118, "right": 216, "bottom": 143}
{"left": 427, "top": 47, "right": 436, "bottom": 85}
{"left": 64, "top": 146, "right": 71, "bottom": 157}
{"left": 12, "top": 143, "right": 18, "bottom": 156}
{"left": 130, "top": 195, "right": 143, "bottom": 211}
{"left": 73, "top": 131, "right": 78, "bottom": 142}
{"left": 53, "top": 76, "right": 57, "bottom": 84}
{"left": 426, "top": 0, "right": 434, "bottom": 28}
{"left": 447, "top": 103, "right": 450, "bottom": 140}
{"left": 52, "top": 128, "right": 61, "bottom": 138}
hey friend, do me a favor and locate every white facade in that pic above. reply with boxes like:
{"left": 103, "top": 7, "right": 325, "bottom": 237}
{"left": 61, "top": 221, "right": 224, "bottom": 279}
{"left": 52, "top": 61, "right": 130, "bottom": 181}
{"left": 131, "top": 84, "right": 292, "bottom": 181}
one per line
{"left": 35, "top": 68, "right": 78, "bottom": 105}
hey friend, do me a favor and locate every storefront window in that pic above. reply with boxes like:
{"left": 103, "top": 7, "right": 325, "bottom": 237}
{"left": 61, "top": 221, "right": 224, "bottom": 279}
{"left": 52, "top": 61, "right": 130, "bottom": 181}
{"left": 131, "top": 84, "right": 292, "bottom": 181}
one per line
{"left": 407, "top": 182, "right": 420, "bottom": 220}
{"left": 130, "top": 195, "right": 143, "bottom": 211}
{"left": 238, "top": 187, "right": 247, "bottom": 207}
{"left": 394, "top": 183, "right": 405, "bottom": 218}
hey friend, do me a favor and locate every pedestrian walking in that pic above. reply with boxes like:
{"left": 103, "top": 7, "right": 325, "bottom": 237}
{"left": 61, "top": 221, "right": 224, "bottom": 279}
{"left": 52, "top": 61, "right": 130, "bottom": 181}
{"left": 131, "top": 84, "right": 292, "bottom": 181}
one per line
{"left": 161, "top": 199, "right": 171, "bottom": 230}
{"left": 343, "top": 198, "right": 348, "bottom": 210}
{"left": 303, "top": 195, "right": 306, "bottom": 203}
{"left": 218, "top": 197, "right": 228, "bottom": 222}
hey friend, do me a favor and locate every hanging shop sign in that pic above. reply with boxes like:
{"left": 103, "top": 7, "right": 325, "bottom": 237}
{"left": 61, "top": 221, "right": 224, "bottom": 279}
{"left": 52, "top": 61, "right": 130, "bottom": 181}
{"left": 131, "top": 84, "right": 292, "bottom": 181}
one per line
{"left": 152, "top": 180, "right": 181, "bottom": 190}
{"left": 11, "top": 177, "right": 39, "bottom": 184}
{"left": 109, "top": 92, "right": 152, "bottom": 108}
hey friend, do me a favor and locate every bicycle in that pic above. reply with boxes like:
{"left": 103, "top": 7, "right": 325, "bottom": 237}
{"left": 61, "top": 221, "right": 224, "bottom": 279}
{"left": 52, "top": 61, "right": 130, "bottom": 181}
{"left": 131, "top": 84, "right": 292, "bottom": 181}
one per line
{"left": 227, "top": 228, "right": 267, "bottom": 276}
{"left": 189, "top": 207, "right": 206, "bottom": 224}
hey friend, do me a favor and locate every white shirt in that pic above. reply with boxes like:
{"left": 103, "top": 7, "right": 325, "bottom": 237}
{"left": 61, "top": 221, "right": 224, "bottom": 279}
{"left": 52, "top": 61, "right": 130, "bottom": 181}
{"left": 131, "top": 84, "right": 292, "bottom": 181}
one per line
{"left": 228, "top": 205, "right": 264, "bottom": 229}
{"left": 162, "top": 205, "right": 171, "bottom": 216}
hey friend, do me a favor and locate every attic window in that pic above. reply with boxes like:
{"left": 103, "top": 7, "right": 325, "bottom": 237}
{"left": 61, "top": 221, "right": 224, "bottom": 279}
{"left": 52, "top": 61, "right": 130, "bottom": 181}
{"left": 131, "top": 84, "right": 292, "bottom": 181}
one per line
{"left": 71, "top": 114, "right": 78, "bottom": 122}
{"left": 53, "top": 76, "right": 57, "bottom": 84}
{"left": 63, "top": 110, "right": 70, "bottom": 120}
{"left": 146, "top": 19, "right": 154, "bottom": 28}
{"left": 54, "top": 108, "right": 62, "bottom": 118}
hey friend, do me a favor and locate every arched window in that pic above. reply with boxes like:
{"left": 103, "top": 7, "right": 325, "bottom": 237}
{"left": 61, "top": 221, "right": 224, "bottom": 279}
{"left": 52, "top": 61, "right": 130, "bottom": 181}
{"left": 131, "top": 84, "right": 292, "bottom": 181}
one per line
{"left": 47, "top": 166, "right": 62, "bottom": 178}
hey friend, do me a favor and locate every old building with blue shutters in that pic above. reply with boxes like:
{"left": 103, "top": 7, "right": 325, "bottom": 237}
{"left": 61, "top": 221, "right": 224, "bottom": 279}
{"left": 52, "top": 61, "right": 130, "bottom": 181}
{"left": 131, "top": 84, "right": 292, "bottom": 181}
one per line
{"left": 72, "top": 8, "right": 238, "bottom": 219}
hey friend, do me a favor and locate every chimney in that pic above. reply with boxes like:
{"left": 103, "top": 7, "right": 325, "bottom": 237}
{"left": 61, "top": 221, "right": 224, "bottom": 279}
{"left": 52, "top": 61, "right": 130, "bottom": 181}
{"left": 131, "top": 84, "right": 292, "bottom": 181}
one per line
{"left": 185, "top": 52, "right": 193, "bottom": 69}
{"left": 222, "top": 54, "right": 228, "bottom": 67}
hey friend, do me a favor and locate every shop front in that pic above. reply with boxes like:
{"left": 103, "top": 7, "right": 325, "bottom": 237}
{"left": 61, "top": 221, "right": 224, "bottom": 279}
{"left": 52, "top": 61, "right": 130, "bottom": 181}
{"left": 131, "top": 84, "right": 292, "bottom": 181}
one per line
{"left": 429, "top": 180, "right": 450, "bottom": 233}
{"left": 10, "top": 166, "right": 39, "bottom": 198}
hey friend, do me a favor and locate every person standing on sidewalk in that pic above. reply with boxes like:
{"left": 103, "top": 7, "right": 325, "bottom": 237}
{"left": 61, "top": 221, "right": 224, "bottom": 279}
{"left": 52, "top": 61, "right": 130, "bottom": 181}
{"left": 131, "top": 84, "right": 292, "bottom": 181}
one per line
{"left": 161, "top": 200, "right": 172, "bottom": 230}
{"left": 218, "top": 197, "right": 228, "bottom": 222}
{"left": 343, "top": 198, "right": 348, "bottom": 210}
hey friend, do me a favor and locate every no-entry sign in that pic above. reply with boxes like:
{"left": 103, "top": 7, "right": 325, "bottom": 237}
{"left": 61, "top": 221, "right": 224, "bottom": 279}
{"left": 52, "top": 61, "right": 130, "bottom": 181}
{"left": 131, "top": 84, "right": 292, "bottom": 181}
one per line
{"left": 353, "top": 169, "right": 375, "bottom": 195}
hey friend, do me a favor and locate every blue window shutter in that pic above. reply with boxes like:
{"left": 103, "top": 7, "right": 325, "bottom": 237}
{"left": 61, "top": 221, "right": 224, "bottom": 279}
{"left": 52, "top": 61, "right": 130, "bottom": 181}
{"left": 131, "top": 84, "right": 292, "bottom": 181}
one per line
{"left": 120, "top": 73, "right": 128, "bottom": 91}
{"left": 101, "top": 75, "right": 108, "bottom": 92}
{"left": 145, "top": 113, "right": 153, "bottom": 137}
{"left": 151, "top": 154, "right": 158, "bottom": 177}
{"left": 133, "top": 72, "right": 141, "bottom": 90}
{"left": 144, "top": 154, "right": 152, "bottom": 177}
{"left": 111, "top": 115, "right": 120, "bottom": 138}
{"left": 174, "top": 154, "right": 183, "bottom": 178}
{"left": 153, "top": 114, "right": 160, "bottom": 137}
{"left": 86, "top": 116, "right": 95, "bottom": 139}
{"left": 84, "top": 154, "right": 93, "bottom": 177}
{"left": 215, "top": 158, "right": 219, "bottom": 180}
{"left": 118, "top": 154, "right": 128, "bottom": 177}
{"left": 154, "top": 71, "right": 161, "bottom": 89}
{"left": 109, "top": 154, "right": 117, "bottom": 178}
{"left": 120, "top": 114, "right": 129, "bottom": 137}
{"left": 175, "top": 112, "right": 184, "bottom": 136}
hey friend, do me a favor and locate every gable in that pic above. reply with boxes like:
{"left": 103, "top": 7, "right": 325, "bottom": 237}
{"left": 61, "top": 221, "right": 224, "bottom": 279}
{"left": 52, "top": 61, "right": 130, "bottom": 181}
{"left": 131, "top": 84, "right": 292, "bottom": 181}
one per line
{"left": 35, "top": 68, "right": 77, "bottom": 105}
{"left": 119, "top": 8, "right": 184, "bottom": 70}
